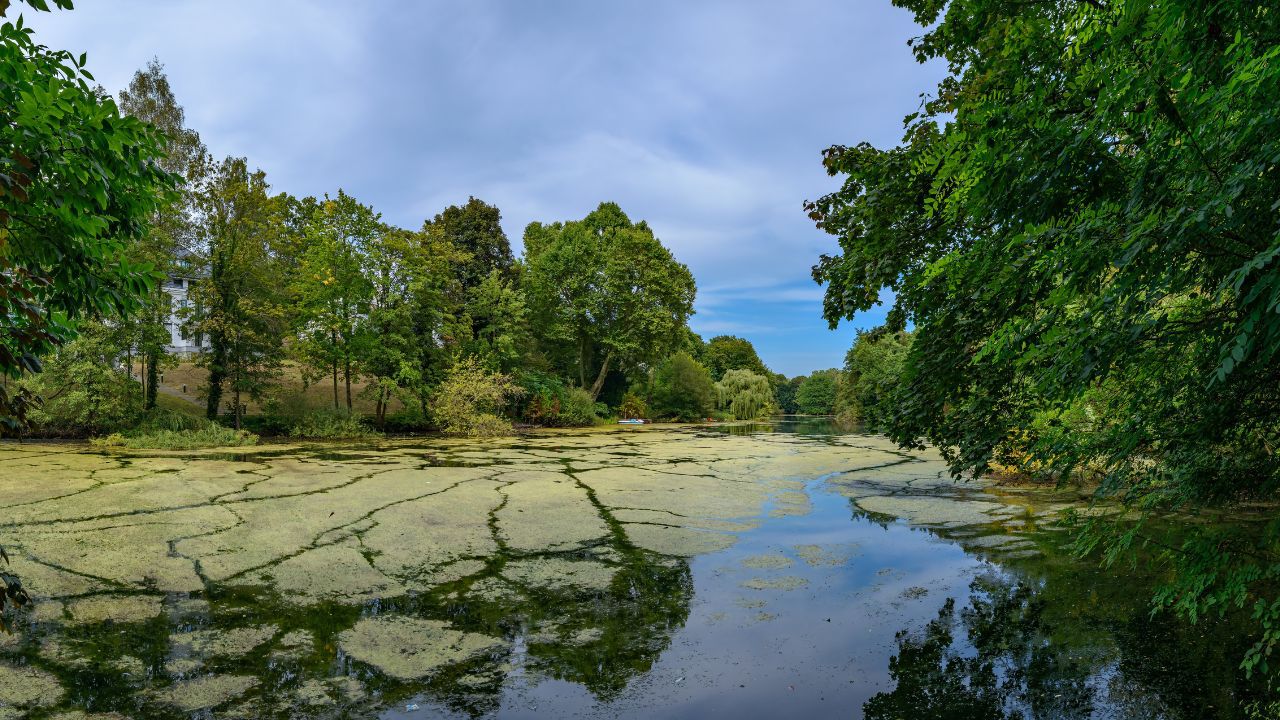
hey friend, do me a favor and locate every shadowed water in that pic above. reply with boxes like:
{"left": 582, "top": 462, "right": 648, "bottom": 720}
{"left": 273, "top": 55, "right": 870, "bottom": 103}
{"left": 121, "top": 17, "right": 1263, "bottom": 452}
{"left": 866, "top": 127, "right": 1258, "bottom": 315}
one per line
{"left": 0, "top": 423, "right": 1264, "bottom": 718}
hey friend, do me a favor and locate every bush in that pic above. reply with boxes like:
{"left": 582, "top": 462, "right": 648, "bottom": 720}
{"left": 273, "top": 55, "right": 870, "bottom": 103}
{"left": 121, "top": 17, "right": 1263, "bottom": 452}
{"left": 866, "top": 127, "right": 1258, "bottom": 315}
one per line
{"left": 559, "top": 387, "right": 606, "bottom": 427}
{"left": 137, "top": 408, "right": 208, "bottom": 433}
{"left": 715, "top": 369, "right": 776, "bottom": 420}
{"left": 433, "top": 357, "right": 520, "bottom": 436}
{"left": 289, "top": 409, "right": 381, "bottom": 440}
{"left": 513, "top": 370, "right": 602, "bottom": 427}
{"left": 20, "top": 326, "right": 141, "bottom": 436}
{"left": 652, "top": 353, "right": 715, "bottom": 421}
{"left": 618, "top": 392, "right": 648, "bottom": 420}
{"left": 92, "top": 424, "right": 258, "bottom": 450}
{"left": 382, "top": 408, "right": 431, "bottom": 434}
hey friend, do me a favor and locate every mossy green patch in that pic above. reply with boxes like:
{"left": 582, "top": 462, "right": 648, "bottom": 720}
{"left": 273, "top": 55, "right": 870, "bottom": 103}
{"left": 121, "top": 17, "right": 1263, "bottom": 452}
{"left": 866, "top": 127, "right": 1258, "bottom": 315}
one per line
{"left": 741, "top": 553, "right": 793, "bottom": 570}
{"left": 337, "top": 616, "right": 504, "bottom": 680}
{"left": 741, "top": 576, "right": 809, "bottom": 591}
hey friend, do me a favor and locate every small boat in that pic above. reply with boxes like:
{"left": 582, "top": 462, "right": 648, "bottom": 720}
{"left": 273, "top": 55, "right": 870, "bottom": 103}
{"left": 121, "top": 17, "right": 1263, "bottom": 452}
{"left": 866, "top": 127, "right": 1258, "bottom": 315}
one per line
{"left": 618, "top": 418, "right": 646, "bottom": 425}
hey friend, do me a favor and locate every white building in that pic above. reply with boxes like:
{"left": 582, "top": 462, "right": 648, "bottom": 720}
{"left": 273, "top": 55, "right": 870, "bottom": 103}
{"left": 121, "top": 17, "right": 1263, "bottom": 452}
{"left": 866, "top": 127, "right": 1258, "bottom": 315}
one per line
{"left": 160, "top": 274, "right": 207, "bottom": 356}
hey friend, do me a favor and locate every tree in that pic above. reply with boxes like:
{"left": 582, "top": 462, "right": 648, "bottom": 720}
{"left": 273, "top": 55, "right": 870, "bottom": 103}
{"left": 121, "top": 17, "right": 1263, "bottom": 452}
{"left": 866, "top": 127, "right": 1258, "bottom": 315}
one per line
{"left": 462, "top": 268, "right": 531, "bottom": 372}
{"left": 0, "top": 0, "right": 175, "bottom": 631}
{"left": 715, "top": 369, "right": 775, "bottom": 420}
{"left": 774, "top": 374, "right": 803, "bottom": 414}
{"left": 651, "top": 352, "right": 714, "bottom": 421}
{"left": 794, "top": 369, "right": 839, "bottom": 415}
{"left": 292, "top": 190, "right": 379, "bottom": 411}
{"left": 21, "top": 322, "right": 141, "bottom": 436}
{"left": 186, "top": 157, "right": 287, "bottom": 426}
{"left": 838, "top": 330, "right": 911, "bottom": 429}
{"left": 703, "top": 335, "right": 770, "bottom": 381}
{"left": 118, "top": 58, "right": 208, "bottom": 411}
{"left": 425, "top": 197, "right": 514, "bottom": 291}
{"left": 524, "top": 202, "right": 696, "bottom": 399}
{"left": 808, "top": 0, "right": 1280, "bottom": 675}
{"left": 0, "top": 1, "right": 175, "bottom": 428}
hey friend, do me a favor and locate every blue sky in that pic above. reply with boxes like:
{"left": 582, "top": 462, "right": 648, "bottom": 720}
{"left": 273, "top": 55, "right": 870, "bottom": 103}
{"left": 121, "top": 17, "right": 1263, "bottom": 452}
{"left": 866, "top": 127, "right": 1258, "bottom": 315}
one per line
{"left": 30, "top": 1, "right": 943, "bottom": 377}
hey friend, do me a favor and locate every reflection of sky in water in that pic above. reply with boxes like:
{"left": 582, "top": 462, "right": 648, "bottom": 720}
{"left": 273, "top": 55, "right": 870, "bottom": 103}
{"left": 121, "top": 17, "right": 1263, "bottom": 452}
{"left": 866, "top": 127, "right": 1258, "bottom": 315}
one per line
{"left": 425, "top": 475, "right": 985, "bottom": 719}
{"left": 395, "top": 429, "right": 1262, "bottom": 718}
{"left": 0, "top": 426, "right": 1262, "bottom": 718}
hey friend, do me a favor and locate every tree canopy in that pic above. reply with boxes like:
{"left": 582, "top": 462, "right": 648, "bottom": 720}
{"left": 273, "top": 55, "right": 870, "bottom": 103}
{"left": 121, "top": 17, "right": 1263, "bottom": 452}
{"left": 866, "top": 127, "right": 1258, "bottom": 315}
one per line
{"left": 810, "top": 0, "right": 1280, "bottom": 674}
{"left": 524, "top": 202, "right": 696, "bottom": 399}
{"left": 0, "top": 3, "right": 175, "bottom": 426}
{"left": 794, "top": 369, "right": 838, "bottom": 416}
{"left": 703, "top": 335, "right": 770, "bottom": 381}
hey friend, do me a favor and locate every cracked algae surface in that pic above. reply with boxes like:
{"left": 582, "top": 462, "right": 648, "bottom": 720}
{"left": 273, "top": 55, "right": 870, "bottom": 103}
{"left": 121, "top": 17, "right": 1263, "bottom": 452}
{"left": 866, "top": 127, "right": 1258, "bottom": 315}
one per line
{"left": 0, "top": 428, "right": 966, "bottom": 718}
{"left": 338, "top": 616, "right": 503, "bottom": 680}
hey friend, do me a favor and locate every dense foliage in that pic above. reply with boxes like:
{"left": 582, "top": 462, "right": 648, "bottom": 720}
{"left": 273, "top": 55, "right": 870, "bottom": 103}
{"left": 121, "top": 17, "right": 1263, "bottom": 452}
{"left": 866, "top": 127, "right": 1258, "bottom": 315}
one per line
{"left": 794, "top": 369, "right": 838, "bottom": 415}
{"left": 524, "top": 203, "right": 697, "bottom": 400}
{"left": 432, "top": 357, "right": 520, "bottom": 437}
{"left": 0, "top": 0, "right": 174, "bottom": 428}
{"left": 703, "top": 335, "right": 771, "bottom": 381}
{"left": 836, "top": 331, "right": 912, "bottom": 429}
{"left": 651, "top": 353, "right": 715, "bottom": 422}
{"left": 811, "top": 0, "right": 1280, "bottom": 677}
{"left": 715, "top": 369, "right": 775, "bottom": 421}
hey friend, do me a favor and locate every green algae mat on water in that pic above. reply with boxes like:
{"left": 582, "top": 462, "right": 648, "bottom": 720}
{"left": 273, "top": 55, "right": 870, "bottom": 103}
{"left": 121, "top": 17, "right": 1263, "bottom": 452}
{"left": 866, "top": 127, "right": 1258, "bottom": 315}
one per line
{"left": 0, "top": 424, "right": 1268, "bottom": 718}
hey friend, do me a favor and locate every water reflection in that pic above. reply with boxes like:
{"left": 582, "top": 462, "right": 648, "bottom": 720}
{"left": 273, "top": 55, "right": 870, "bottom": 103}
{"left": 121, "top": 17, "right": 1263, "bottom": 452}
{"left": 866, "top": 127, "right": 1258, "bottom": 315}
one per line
{"left": 866, "top": 563, "right": 1263, "bottom": 719}
{"left": 0, "top": 427, "right": 1270, "bottom": 718}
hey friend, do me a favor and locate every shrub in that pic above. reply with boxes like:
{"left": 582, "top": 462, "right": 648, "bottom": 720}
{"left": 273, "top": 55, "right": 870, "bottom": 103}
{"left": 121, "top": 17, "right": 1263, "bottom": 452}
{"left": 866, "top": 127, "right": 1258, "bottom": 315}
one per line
{"left": 137, "top": 408, "right": 208, "bottom": 433}
{"left": 21, "top": 326, "right": 141, "bottom": 436}
{"left": 433, "top": 357, "right": 520, "bottom": 436}
{"left": 382, "top": 408, "right": 431, "bottom": 434}
{"left": 652, "top": 353, "right": 715, "bottom": 421}
{"left": 558, "top": 387, "right": 606, "bottom": 427}
{"left": 618, "top": 392, "right": 648, "bottom": 420}
{"left": 289, "top": 410, "right": 381, "bottom": 440}
{"left": 715, "top": 369, "right": 776, "bottom": 420}
{"left": 92, "top": 424, "right": 258, "bottom": 450}
{"left": 513, "top": 370, "right": 602, "bottom": 427}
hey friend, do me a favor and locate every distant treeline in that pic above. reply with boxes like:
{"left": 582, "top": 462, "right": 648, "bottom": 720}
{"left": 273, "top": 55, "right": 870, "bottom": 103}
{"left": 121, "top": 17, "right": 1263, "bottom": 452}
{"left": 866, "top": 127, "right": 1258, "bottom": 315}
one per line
{"left": 1, "top": 49, "right": 847, "bottom": 440}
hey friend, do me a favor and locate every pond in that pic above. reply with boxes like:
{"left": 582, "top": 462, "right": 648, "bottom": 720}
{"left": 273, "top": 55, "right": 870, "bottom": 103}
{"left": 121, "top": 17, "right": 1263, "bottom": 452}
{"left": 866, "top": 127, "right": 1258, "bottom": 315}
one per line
{"left": 0, "top": 423, "right": 1265, "bottom": 718}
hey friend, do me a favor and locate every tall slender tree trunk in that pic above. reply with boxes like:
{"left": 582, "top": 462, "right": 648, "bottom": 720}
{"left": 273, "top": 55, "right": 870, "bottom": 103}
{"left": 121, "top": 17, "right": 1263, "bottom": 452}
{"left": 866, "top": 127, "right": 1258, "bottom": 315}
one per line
{"left": 331, "top": 340, "right": 339, "bottom": 409}
{"left": 145, "top": 349, "right": 160, "bottom": 411}
{"left": 588, "top": 352, "right": 613, "bottom": 400}
{"left": 344, "top": 357, "right": 352, "bottom": 410}
{"left": 233, "top": 386, "right": 241, "bottom": 430}
{"left": 578, "top": 335, "right": 587, "bottom": 389}
{"left": 205, "top": 338, "right": 225, "bottom": 420}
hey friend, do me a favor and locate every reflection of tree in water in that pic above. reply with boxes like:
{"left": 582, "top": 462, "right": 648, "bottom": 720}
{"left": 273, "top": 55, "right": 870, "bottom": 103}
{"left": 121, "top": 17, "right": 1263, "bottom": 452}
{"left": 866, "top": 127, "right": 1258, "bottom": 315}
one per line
{"left": 863, "top": 574, "right": 1092, "bottom": 720}
{"left": 864, "top": 570, "right": 1267, "bottom": 720}
{"left": 522, "top": 551, "right": 693, "bottom": 695}
{"left": 397, "top": 545, "right": 693, "bottom": 717}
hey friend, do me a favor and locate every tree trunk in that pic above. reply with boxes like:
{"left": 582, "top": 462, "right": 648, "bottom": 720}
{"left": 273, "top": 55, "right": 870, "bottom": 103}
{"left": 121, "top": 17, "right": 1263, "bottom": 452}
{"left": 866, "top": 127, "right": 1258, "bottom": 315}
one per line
{"left": 344, "top": 357, "right": 352, "bottom": 410}
{"left": 205, "top": 342, "right": 225, "bottom": 421}
{"left": 233, "top": 387, "right": 241, "bottom": 430}
{"left": 145, "top": 349, "right": 160, "bottom": 411}
{"left": 588, "top": 352, "right": 613, "bottom": 401}
{"left": 578, "top": 335, "right": 587, "bottom": 389}
{"left": 331, "top": 347, "right": 339, "bottom": 409}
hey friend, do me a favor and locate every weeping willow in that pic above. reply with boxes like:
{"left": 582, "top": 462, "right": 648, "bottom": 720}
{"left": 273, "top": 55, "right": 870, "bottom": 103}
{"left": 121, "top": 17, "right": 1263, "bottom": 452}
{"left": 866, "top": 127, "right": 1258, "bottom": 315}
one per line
{"left": 716, "top": 369, "right": 776, "bottom": 420}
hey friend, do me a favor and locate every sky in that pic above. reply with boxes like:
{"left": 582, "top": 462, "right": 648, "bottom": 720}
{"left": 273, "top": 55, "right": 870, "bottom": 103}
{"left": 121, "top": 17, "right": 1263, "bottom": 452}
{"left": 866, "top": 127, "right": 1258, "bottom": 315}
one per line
{"left": 27, "top": 1, "right": 944, "bottom": 377}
